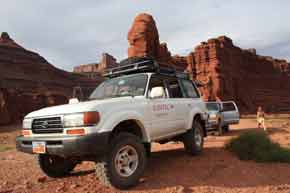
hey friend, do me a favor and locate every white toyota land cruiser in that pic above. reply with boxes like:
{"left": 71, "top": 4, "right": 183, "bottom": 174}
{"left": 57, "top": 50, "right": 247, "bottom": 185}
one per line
{"left": 16, "top": 58, "right": 209, "bottom": 189}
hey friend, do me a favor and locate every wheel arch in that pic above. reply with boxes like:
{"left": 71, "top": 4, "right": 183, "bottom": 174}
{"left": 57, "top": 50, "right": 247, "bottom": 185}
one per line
{"left": 109, "top": 119, "right": 150, "bottom": 142}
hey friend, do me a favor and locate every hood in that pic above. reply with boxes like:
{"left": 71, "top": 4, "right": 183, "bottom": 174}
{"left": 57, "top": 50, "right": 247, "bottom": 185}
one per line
{"left": 25, "top": 97, "right": 135, "bottom": 118}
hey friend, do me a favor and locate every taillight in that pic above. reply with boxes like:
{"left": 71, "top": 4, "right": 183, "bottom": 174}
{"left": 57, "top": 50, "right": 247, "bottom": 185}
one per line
{"left": 84, "top": 112, "right": 100, "bottom": 125}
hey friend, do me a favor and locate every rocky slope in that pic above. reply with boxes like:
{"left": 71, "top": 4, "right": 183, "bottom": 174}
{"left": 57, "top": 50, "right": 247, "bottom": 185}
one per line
{"left": 127, "top": 13, "right": 290, "bottom": 113}
{"left": 0, "top": 32, "right": 100, "bottom": 125}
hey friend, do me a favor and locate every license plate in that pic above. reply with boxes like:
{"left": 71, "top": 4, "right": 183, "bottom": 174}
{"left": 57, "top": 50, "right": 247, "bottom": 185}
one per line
{"left": 32, "top": 141, "right": 46, "bottom": 154}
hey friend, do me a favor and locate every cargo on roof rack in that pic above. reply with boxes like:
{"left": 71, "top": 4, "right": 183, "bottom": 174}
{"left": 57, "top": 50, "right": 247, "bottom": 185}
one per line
{"left": 104, "top": 57, "right": 190, "bottom": 79}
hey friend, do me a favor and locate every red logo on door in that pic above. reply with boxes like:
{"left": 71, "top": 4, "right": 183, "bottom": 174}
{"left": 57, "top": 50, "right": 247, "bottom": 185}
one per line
{"left": 153, "top": 104, "right": 173, "bottom": 111}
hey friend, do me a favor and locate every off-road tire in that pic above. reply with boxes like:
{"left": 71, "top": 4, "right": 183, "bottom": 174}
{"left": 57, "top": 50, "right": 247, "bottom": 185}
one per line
{"left": 95, "top": 132, "right": 147, "bottom": 189}
{"left": 217, "top": 119, "right": 223, "bottom": 136}
{"left": 144, "top": 143, "right": 151, "bottom": 157}
{"left": 223, "top": 125, "right": 229, "bottom": 133}
{"left": 38, "top": 154, "right": 77, "bottom": 178}
{"left": 183, "top": 119, "right": 204, "bottom": 155}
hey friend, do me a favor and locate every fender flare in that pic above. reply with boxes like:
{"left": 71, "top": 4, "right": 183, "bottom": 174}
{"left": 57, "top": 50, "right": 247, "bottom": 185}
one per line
{"left": 98, "top": 111, "right": 151, "bottom": 142}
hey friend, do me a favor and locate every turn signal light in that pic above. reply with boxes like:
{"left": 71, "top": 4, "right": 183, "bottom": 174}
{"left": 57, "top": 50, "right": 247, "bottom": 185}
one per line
{"left": 84, "top": 112, "right": 100, "bottom": 125}
{"left": 22, "top": 130, "right": 31, "bottom": 136}
{"left": 66, "top": 128, "right": 86, "bottom": 136}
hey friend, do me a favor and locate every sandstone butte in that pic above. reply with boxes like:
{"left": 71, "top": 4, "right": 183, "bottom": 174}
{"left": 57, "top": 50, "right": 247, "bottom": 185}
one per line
{"left": 127, "top": 13, "right": 290, "bottom": 113}
{"left": 0, "top": 32, "right": 101, "bottom": 125}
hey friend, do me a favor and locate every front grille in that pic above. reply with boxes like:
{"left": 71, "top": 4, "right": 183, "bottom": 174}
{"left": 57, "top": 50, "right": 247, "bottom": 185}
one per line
{"left": 32, "top": 117, "right": 63, "bottom": 134}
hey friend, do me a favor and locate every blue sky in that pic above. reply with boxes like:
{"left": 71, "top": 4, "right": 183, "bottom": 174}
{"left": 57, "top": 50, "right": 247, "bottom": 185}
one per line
{"left": 1, "top": 0, "right": 289, "bottom": 71}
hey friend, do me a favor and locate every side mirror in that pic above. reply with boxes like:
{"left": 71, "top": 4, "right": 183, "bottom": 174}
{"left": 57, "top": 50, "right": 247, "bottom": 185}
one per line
{"left": 149, "top": 87, "right": 165, "bottom": 99}
{"left": 69, "top": 98, "right": 79, "bottom": 104}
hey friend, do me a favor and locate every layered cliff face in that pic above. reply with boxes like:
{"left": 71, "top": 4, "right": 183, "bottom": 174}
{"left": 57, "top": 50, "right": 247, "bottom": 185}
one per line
{"left": 0, "top": 32, "right": 99, "bottom": 125}
{"left": 73, "top": 53, "right": 118, "bottom": 79}
{"left": 127, "top": 13, "right": 290, "bottom": 113}
{"left": 190, "top": 37, "right": 290, "bottom": 112}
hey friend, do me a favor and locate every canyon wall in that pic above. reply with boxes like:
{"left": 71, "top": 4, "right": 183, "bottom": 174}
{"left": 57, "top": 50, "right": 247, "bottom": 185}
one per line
{"left": 73, "top": 53, "right": 118, "bottom": 77}
{"left": 191, "top": 37, "right": 290, "bottom": 112}
{"left": 0, "top": 32, "right": 100, "bottom": 125}
{"left": 127, "top": 13, "right": 290, "bottom": 113}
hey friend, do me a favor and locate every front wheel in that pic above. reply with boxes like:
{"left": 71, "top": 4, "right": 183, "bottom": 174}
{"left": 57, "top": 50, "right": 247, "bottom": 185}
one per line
{"left": 38, "top": 154, "right": 77, "bottom": 178}
{"left": 183, "top": 120, "right": 204, "bottom": 155}
{"left": 95, "top": 133, "right": 147, "bottom": 189}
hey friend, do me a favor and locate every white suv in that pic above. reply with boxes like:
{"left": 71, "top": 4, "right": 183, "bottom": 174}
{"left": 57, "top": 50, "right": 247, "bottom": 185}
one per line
{"left": 16, "top": 59, "right": 209, "bottom": 189}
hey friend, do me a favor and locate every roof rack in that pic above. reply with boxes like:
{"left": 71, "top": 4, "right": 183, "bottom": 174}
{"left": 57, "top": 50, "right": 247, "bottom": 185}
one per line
{"left": 104, "top": 59, "right": 190, "bottom": 79}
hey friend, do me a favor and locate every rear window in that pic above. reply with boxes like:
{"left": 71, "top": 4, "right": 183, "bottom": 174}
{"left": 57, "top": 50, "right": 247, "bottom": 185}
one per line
{"left": 206, "top": 103, "right": 220, "bottom": 111}
{"left": 222, "top": 102, "right": 236, "bottom": 111}
{"left": 180, "top": 79, "right": 200, "bottom": 98}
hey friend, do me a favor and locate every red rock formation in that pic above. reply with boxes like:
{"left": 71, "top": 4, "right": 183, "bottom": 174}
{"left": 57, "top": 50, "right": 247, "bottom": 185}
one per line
{"left": 73, "top": 53, "right": 118, "bottom": 78}
{"left": 0, "top": 32, "right": 100, "bottom": 125}
{"left": 0, "top": 32, "right": 23, "bottom": 49}
{"left": 190, "top": 36, "right": 290, "bottom": 112}
{"left": 127, "top": 13, "right": 290, "bottom": 113}
{"left": 128, "top": 13, "right": 172, "bottom": 65}
{"left": 128, "top": 13, "right": 160, "bottom": 58}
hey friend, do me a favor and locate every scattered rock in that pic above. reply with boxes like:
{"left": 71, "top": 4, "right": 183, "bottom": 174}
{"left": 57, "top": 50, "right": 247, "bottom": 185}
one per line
{"left": 37, "top": 176, "right": 47, "bottom": 183}
{"left": 139, "top": 177, "right": 147, "bottom": 183}
{"left": 55, "top": 183, "right": 66, "bottom": 193}
{"left": 69, "top": 183, "right": 80, "bottom": 189}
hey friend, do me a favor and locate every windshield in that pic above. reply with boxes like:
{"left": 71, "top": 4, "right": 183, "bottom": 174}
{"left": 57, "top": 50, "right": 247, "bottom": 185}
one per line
{"left": 206, "top": 103, "right": 220, "bottom": 111}
{"left": 89, "top": 74, "right": 148, "bottom": 100}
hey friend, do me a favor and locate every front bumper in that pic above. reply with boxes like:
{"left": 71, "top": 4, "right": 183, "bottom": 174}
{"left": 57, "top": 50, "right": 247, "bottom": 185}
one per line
{"left": 206, "top": 119, "right": 219, "bottom": 130}
{"left": 16, "top": 132, "right": 111, "bottom": 158}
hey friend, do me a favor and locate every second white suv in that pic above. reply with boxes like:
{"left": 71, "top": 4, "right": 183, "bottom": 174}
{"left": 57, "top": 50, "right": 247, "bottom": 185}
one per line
{"left": 206, "top": 101, "right": 240, "bottom": 135}
{"left": 16, "top": 58, "right": 209, "bottom": 189}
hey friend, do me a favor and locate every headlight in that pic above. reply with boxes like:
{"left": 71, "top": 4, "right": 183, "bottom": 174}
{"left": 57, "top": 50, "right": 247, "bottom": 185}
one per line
{"left": 63, "top": 113, "right": 84, "bottom": 127}
{"left": 23, "top": 118, "right": 33, "bottom": 129}
{"left": 63, "top": 112, "right": 100, "bottom": 127}
{"left": 209, "top": 113, "right": 217, "bottom": 119}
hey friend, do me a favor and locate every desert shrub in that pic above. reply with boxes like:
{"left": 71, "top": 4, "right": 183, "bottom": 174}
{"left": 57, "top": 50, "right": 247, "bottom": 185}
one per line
{"left": 0, "top": 145, "right": 13, "bottom": 152}
{"left": 226, "top": 131, "right": 290, "bottom": 163}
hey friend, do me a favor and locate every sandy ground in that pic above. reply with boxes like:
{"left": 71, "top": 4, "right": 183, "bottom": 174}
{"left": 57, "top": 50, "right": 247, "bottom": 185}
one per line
{"left": 0, "top": 117, "right": 290, "bottom": 193}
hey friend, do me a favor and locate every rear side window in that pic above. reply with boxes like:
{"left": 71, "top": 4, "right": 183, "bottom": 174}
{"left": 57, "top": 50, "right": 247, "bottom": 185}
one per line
{"left": 147, "top": 75, "right": 168, "bottom": 98}
{"left": 222, "top": 102, "right": 236, "bottom": 111}
{"left": 180, "top": 79, "right": 199, "bottom": 98}
{"left": 166, "top": 79, "right": 183, "bottom": 98}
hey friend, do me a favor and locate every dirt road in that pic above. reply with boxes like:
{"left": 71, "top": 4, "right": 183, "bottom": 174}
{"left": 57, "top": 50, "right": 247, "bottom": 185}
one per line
{"left": 1, "top": 118, "right": 290, "bottom": 193}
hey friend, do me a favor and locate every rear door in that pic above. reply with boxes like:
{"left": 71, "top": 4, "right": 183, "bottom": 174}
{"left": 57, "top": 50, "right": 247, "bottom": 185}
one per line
{"left": 221, "top": 102, "right": 239, "bottom": 124}
{"left": 179, "top": 79, "right": 203, "bottom": 129}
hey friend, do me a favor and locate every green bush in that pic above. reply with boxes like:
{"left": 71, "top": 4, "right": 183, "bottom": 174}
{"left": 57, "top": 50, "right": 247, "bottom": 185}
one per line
{"left": 226, "top": 131, "right": 290, "bottom": 163}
